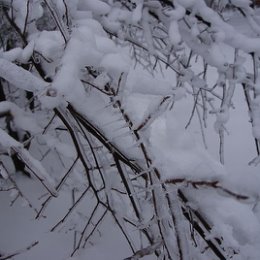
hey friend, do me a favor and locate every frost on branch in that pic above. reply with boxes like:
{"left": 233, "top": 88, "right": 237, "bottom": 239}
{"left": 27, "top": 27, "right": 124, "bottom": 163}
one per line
{"left": 1, "top": 1, "right": 260, "bottom": 260}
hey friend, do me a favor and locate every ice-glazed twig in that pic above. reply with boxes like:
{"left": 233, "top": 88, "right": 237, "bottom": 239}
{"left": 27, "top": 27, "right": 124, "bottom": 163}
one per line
{"left": 0, "top": 241, "right": 39, "bottom": 260}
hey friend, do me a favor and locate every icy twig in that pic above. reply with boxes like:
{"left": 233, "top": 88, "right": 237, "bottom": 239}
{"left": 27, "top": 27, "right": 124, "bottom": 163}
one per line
{"left": 11, "top": 146, "right": 58, "bottom": 197}
{"left": 0, "top": 241, "right": 39, "bottom": 260}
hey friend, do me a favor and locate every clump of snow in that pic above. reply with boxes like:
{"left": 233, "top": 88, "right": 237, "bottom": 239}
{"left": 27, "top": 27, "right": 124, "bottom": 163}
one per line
{"left": 166, "top": 3, "right": 186, "bottom": 21}
{"left": 21, "top": 41, "right": 35, "bottom": 62}
{"left": 95, "top": 35, "right": 117, "bottom": 53}
{"left": 75, "top": 18, "right": 106, "bottom": 36}
{"left": 132, "top": 0, "right": 143, "bottom": 24}
{"left": 0, "top": 58, "right": 47, "bottom": 92}
{"left": 214, "top": 107, "right": 230, "bottom": 132}
{"left": 173, "top": 87, "right": 186, "bottom": 101}
{"left": 93, "top": 72, "right": 111, "bottom": 89}
{"left": 169, "top": 21, "right": 181, "bottom": 46}
{"left": 32, "top": 31, "right": 65, "bottom": 61}
{"left": 0, "top": 163, "right": 9, "bottom": 179}
{"left": 149, "top": 112, "right": 225, "bottom": 181}
{"left": 78, "top": 0, "right": 111, "bottom": 16}
{"left": 2, "top": 1, "right": 260, "bottom": 260}
{"left": 0, "top": 101, "right": 41, "bottom": 134}
{"left": 176, "top": 0, "right": 196, "bottom": 8}
{"left": 127, "top": 71, "right": 173, "bottom": 96}
{"left": 100, "top": 53, "right": 131, "bottom": 80}
{"left": 187, "top": 189, "right": 260, "bottom": 259}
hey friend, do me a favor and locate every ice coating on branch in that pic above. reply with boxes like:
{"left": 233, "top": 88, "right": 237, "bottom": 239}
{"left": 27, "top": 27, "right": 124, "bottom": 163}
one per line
{"left": 52, "top": 16, "right": 131, "bottom": 103}
{"left": 21, "top": 41, "right": 35, "bottom": 62}
{"left": 0, "top": 58, "right": 48, "bottom": 91}
{"left": 12, "top": 146, "right": 58, "bottom": 197}
{"left": 0, "top": 163, "right": 9, "bottom": 179}
{"left": 0, "top": 127, "right": 57, "bottom": 196}
{"left": 175, "top": 0, "right": 260, "bottom": 56}
{"left": 73, "top": 90, "right": 143, "bottom": 161}
{"left": 1, "top": 1, "right": 260, "bottom": 259}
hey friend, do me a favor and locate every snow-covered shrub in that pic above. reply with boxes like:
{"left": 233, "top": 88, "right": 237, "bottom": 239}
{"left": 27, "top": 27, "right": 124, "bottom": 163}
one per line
{"left": 1, "top": 0, "right": 260, "bottom": 259}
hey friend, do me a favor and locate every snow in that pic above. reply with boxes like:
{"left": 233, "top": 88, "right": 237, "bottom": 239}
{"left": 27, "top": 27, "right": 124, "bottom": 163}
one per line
{"left": 78, "top": 0, "right": 111, "bottom": 16}
{"left": 127, "top": 70, "right": 173, "bottom": 96}
{"left": 0, "top": 101, "right": 41, "bottom": 134}
{"left": 0, "top": 58, "right": 48, "bottom": 92}
{"left": 231, "top": 0, "right": 252, "bottom": 9}
{"left": 93, "top": 72, "right": 111, "bottom": 89}
{"left": 0, "top": 128, "right": 23, "bottom": 151}
{"left": 186, "top": 188, "right": 260, "bottom": 259}
{"left": 169, "top": 20, "right": 182, "bottom": 46}
{"left": 43, "top": 134, "right": 77, "bottom": 159}
{"left": 0, "top": 163, "right": 9, "bottom": 179}
{"left": 181, "top": 29, "right": 229, "bottom": 71}
{"left": 69, "top": 90, "right": 143, "bottom": 161}
{"left": 176, "top": 0, "right": 196, "bottom": 8}
{"left": 95, "top": 35, "right": 117, "bottom": 53}
{"left": 11, "top": 146, "right": 58, "bottom": 197}
{"left": 100, "top": 53, "right": 131, "bottom": 79}
{"left": 32, "top": 31, "right": 65, "bottom": 61}
{"left": 2, "top": 48, "right": 23, "bottom": 62}
{"left": 132, "top": 0, "right": 143, "bottom": 24}
{"left": 251, "top": 96, "right": 260, "bottom": 139}
{"left": 21, "top": 41, "right": 35, "bottom": 62}
{"left": 166, "top": 3, "right": 186, "bottom": 21}
{"left": 1, "top": 1, "right": 260, "bottom": 260}
{"left": 149, "top": 112, "right": 225, "bottom": 181}
{"left": 1, "top": 41, "right": 34, "bottom": 65}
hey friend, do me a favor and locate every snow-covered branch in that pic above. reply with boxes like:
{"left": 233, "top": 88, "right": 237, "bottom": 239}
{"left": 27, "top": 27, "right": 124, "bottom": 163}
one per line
{"left": 1, "top": 1, "right": 260, "bottom": 260}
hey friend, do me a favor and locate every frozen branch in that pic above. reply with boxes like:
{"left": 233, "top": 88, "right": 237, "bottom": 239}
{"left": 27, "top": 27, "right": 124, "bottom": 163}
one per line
{"left": 0, "top": 241, "right": 39, "bottom": 260}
